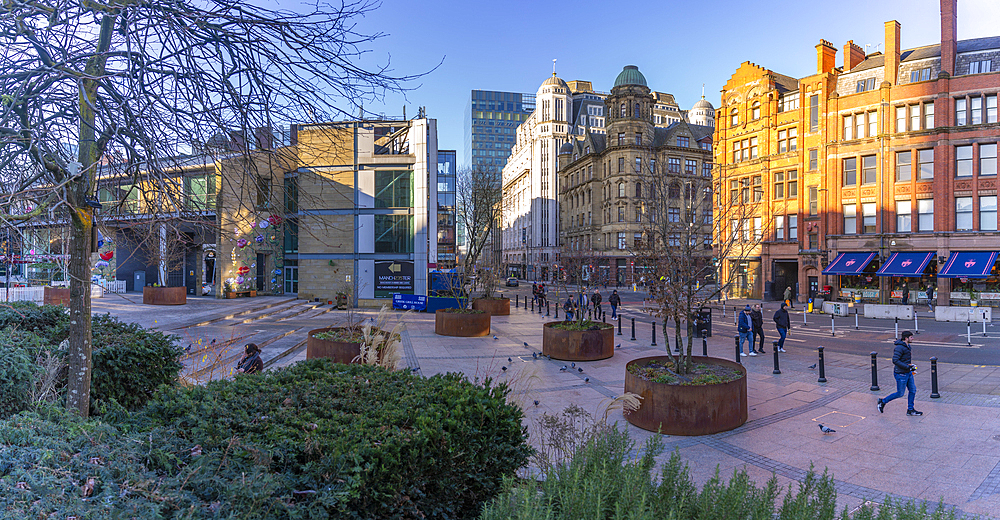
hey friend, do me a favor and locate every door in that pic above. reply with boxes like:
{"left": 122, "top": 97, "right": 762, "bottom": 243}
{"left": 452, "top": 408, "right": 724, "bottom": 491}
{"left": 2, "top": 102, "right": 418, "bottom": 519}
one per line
{"left": 808, "top": 276, "right": 819, "bottom": 299}
{"left": 133, "top": 271, "right": 145, "bottom": 292}
{"left": 256, "top": 253, "right": 267, "bottom": 292}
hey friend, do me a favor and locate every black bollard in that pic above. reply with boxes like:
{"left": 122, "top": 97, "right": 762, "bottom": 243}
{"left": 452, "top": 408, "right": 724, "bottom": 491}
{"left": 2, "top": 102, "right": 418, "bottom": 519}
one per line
{"left": 630, "top": 318, "right": 636, "bottom": 341}
{"left": 618, "top": 315, "right": 623, "bottom": 336}
{"left": 539, "top": 300, "right": 543, "bottom": 315}
{"left": 869, "top": 352, "right": 880, "bottom": 391}
{"left": 547, "top": 302, "right": 551, "bottom": 317}
{"left": 516, "top": 295, "right": 519, "bottom": 308}
{"left": 734, "top": 335, "right": 741, "bottom": 363}
{"left": 930, "top": 356, "right": 941, "bottom": 398}
{"left": 602, "top": 312, "right": 606, "bottom": 323}
{"left": 772, "top": 341, "right": 781, "bottom": 374}
{"left": 702, "top": 330, "right": 708, "bottom": 356}
{"left": 555, "top": 303, "right": 559, "bottom": 319}
{"left": 531, "top": 298, "right": 534, "bottom": 312}
{"left": 817, "top": 346, "right": 827, "bottom": 383}
{"left": 651, "top": 321, "right": 657, "bottom": 346}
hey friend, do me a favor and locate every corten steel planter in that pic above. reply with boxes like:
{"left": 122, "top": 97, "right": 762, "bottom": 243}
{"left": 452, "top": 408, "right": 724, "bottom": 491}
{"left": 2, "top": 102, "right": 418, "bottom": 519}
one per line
{"left": 472, "top": 297, "right": 510, "bottom": 316}
{"left": 624, "top": 356, "right": 747, "bottom": 436}
{"left": 43, "top": 287, "right": 71, "bottom": 306}
{"left": 307, "top": 327, "right": 364, "bottom": 364}
{"left": 143, "top": 286, "right": 187, "bottom": 305}
{"left": 435, "top": 310, "right": 491, "bottom": 337}
{"left": 542, "top": 321, "right": 614, "bottom": 361}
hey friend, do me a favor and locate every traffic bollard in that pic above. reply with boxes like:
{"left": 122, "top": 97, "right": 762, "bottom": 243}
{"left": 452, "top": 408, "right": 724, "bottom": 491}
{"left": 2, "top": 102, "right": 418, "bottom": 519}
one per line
{"left": 915, "top": 312, "right": 919, "bottom": 334}
{"left": 894, "top": 316, "right": 898, "bottom": 339}
{"left": 651, "top": 321, "right": 657, "bottom": 347}
{"left": 803, "top": 308, "right": 807, "bottom": 326}
{"left": 772, "top": 341, "right": 781, "bottom": 374}
{"left": 830, "top": 313, "right": 835, "bottom": 337}
{"left": 734, "top": 335, "right": 741, "bottom": 363}
{"left": 555, "top": 303, "right": 559, "bottom": 319}
{"left": 618, "top": 315, "right": 622, "bottom": 336}
{"left": 547, "top": 302, "right": 551, "bottom": 317}
{"left": 516, "top": 295, "right": 519, "bottom": 308}
{"left": 930, "top": 356, "right": 940, "bottom": 398}
{"left": 817, "top": 346, "right": 827, "bottom": 383}
{"left": 531, "top": 299, "right": 534, "bottom": 312}
{"left": 602, "top": 312, "right": 606, "bottom": 323}
{"left": 855, "top": 307, "right": 859, "bottom": 329}
{"left": 968, "top": 320, "right": 972, "bottom": 346}
{"left": 984, "top": 320, "right": 988, "bottom": 338}
{"left": 630, "top": 318, "right": 636, "bottom": 341}
{"left": 702, "top": 330, "right": 708, "bottom": 356}
{"left": 870, "top": 352, "right": 880, "bottom": 391}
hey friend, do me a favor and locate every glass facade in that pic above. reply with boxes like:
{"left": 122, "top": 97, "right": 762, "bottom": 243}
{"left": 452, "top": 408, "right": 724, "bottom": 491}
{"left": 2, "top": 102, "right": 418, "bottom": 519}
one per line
{"left": 464, "top": 90, "right": 535, "bottom": 170}
{"left": 437, "top": 150, "right": 457, "bottom": 268}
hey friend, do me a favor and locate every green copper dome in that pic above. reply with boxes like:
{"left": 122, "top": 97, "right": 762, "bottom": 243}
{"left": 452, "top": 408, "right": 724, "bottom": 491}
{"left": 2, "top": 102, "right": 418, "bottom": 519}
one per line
{"left": 614, "top": 65, "right": 647, "bottom": 88}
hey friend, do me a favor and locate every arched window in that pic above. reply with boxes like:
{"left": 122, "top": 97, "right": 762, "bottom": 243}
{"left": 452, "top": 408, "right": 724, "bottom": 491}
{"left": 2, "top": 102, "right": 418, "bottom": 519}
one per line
{"left": 635, "top": 103, "right": 641, "bottom": 118}
{"left": 668, "top": 182, "right": 681, "bottom": 198}
{"left": 730, "top": 108, "right": 739, "bottom": 127}
{"left": 751, "top": 101, "right": 761, "bottom": 120}
{"left": 635, "top": 182, "right": 642, "bottom": 198}
{"left": 620, "top": 103, "right": 626, "bottom": 117}
{"left": 618, "top": 182, "right": 626, "bottom": 197}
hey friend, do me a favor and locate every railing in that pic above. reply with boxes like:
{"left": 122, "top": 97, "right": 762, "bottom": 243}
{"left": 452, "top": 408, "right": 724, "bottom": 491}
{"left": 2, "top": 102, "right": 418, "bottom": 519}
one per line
{"left": 0, "top": 286, "right": 44, "bottom": 303}
{"left": 98, "top": 279, "right": 127, "bottom": 294}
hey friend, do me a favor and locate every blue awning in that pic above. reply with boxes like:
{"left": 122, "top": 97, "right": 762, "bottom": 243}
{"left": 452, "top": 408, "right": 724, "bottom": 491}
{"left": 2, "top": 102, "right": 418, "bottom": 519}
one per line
{"left": 822, "top": 252, "right": 878, "bottom": 275}
{"left": 877, "top": 252, "right": 935, "bottom": 277}
{"left": 937, "top": 251, "right": 998, "bottom": 278}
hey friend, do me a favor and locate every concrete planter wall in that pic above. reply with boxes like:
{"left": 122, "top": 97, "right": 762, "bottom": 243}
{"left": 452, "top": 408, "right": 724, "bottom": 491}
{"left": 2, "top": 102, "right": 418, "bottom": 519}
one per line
{"left": 472, "top": 297, "right": 510, "bottom": 316}
{"left": 306, "top": 327, "right": 363, "bottom": 364}
{"left": 143, "top": 286, "right": 187, "bottom": 305}
{"left": 624, "top": 355, "right": 747, "bottom": 436}
{"left": 43, "top": 287, "right": 70, "bottom": 306}
{"left": 435, "top": 310, "right": 491, "bottom": 337}
{"left": 542, "top": 321, "right": 614, "bottom": 361}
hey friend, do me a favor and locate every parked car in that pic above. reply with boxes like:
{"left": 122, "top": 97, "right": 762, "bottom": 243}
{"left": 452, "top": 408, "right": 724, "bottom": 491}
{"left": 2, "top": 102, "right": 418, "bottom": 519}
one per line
{"left": 505, "top": 277, "right": 519, "bottom": 287}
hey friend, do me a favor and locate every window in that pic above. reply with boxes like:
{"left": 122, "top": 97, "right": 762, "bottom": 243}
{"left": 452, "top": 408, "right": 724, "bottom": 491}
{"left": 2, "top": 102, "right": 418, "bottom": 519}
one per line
{"left": 844, "top": 204, "right": 857, "bottom": 234}
{"left": 677, "top": 136, "right": 689, "bottom": 147}
{"left": 634, "top": 132, "right": 642, "bottom": 145}
{"left": 778, "top": 128, "right": 794, "bottom": 153}
{"left": 988, "top": 95, "right": 998, "bottom": 124}
{"left": 896, "top": 151, "right": 911, "bottom": 181}
{"left": 635, "top": 157, "right": 641, "bottom": 173}
{"left": 868, "top": 110, "right": 878, "bottom": 137}
{"left": 862, "top": 155, "right": 877, "bottom": 184}
{"left": 649, "top": 159, "right": 656, "bottom": 173}
{"left": 686, "top": 159, "right": 697, "bottom": 175}
{"left": 969, "top": 59, "right": 992, "bottom": 74}
{"left": 730, "top": 180, "right": 738, "bottom": 204}
{"left": 809, "top": 149, "right": 818, "bottom": 171}
{"left": 788, "top": 214, "right": 797, "bottom": 239}
{"left": 618, "top": 206, "right": 625, "bottom": 222}
{"left": 285, "top": 176, "right": 300, "bottom": 214}
{"left": 635, "top": 208, "right": 641, "bottom": 223}
{"left": 374, "top": 215, "right": 413, "bottom": 253}
{"left": 668, "top": 207, "right": 680, "bottom": 222}
{"left": 754, "top": 217, "right": 762, "bottom": 239}
{"left": 749, "top": 137, "right": 758, "bottom": 159}
{"left": 917, "top": 199, "right": 934, "bottom": 232}
{"left": 618, "top": 132, "right": 625, "bottom": 146}
{"left": 972, "top": 96, "right": 983, "bottom": 125}
{"left": 618, "top": 232, "right": 627, "bottom": 249}
{"left": 809, "top": 186, "right": 818, "bottom": 216}
{"left": 740, "top": 178, "right": 750, "bottom": 204}
{"left": 751, "top": 101, "right": 760, "bottom": 120}
{"left": 256, "top": 174, "right": 271, "bottom": 208}
{"left": 896, "top": 106, "right": 906, "bottom": 132}
{"left": 925, "top": 102, "right": 935, "bottom": 128}
{"left": 910, "top": 104, "right": 920, "bottom": 131}
{"left": 775, "top": 215, "right": 785, "bottom": 240}
{"left": 635, "top": 182, "right": 642, "bottom": 198}
{"left": 618, "top": 182, "right": 625, "bottom": 197}
{"left": 918, "top": 149, "right": 934, "bottom": 180}
{"left": 910, "top": 67, "right": 931, "bottom": 82}
{"left": 284, "top": 260, "right": 298, "bottom": 294}
{"left": 809, "top": 95, "right": 819, "bottom": 131}
{"left": 730, "top": 108, "right": 738, "bottom": 127}
{"left": 844, "top": 157, "right": 857, "bottom": 186}
{"left": 843, "top": 115, "right": 853, "bottom": 140}
{"left": 787, "top": 170, "right": 798, "bottom": 197}
{"left": 702, "top": 162, "right": 712, "bottom": 177}
{"left": 752, "top": 175, "right": 763, "bottom": 202}
{"left": 861, "top": 203, "right": 876, "bottom": 233}
{"left": 634, "top": 232, "right": 643, "bottom": 248}
{"left": 374, "top": 170, "right": 412, "bottom": 208}
{"left": 778, "top": 92, "right": 799, "bottom": 112}
{"left": 620, "top": 103, "right": 626, "bottom": 117}
{"left": 956, "top": 196, "right": 974, "bottom": 230}
{"left": 668, "top": 157, "right": 681, "bottom": 173}
{"left": 956, "top": 98, "right": 967, "bottom": 125}
{"left": 956, "top": 145, "right": 973, "bottom": 177}
{"left": 618, "top": 157, "right": 624, "bottom": 172}
{"left": 897, "top": 200, "right": 912, "bottom": 232}
{"left": 982, "top": 196, "right": 998, "bottom": 231}
{"left": 184, "top": 174, "right": 217, "bottom": 211}
{"left": 982, "top": 144, "right": 998, "bottom": 176}
{"left": 669, "top": 183, "right": 681, "bottom": 198}
{"left": 773, "top": 171, "right": 785, "bottom": 199}
{"left": 855, "top": 77, "right": 876, "bottom": 92}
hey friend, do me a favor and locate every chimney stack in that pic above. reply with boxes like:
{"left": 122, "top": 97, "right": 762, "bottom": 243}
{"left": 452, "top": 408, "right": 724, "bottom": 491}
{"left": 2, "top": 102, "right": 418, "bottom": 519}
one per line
{"left": 884, "top": 21, "right": 901, "bottom": 85}
{"left": 843, "top": 40, "right": 866, "bottom": 72}
{"left": 816, "top": 39, "right": 837, "bottom": 74}
{"left": 940, "top": 0, "right": 957, "bottom": 76}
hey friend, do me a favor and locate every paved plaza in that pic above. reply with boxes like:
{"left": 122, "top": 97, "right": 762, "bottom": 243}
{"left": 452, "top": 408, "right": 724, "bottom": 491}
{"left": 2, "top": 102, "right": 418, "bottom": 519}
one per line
{"left": 96, "top": 293, "right": 1000, "bottom": 518}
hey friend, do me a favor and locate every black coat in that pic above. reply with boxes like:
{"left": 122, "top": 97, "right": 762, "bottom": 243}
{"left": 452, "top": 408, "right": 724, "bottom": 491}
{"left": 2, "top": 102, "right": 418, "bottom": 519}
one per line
{"left": 772, "top": 308, "right": 790, "bottom": 329}
{"left": 891, "top": 339, "right": 912, "bottom": 374}
{"left": 609, "top": 293, "right": 620, "bottom": 305}
{"left": 750, "top": 309, "right": 764, "bottom": 331}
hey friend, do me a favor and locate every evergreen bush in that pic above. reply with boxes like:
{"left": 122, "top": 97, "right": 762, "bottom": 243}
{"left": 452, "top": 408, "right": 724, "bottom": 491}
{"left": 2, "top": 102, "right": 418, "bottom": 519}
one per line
{"left": 0, "top": 328, "right": 47, "bottom": 416}
{"left": 90, "top": 314, "right": 184, "bottom": 411}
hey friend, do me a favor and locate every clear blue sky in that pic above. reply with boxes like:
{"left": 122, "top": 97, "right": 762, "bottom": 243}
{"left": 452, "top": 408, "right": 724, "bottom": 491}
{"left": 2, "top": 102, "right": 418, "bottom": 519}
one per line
{"left": 315, "top": 0, "right": 998, "bottom": 167}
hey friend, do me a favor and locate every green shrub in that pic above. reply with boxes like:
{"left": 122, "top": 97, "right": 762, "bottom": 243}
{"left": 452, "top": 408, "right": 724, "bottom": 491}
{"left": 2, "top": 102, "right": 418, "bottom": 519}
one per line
{"left": 0, "top": 328, "right": 48, "bottom": 416}
{"left": 0, "top": 301, "right": 68, "bottom": 343}
{"left": 90, "top": 314, "right": 184, "bottom": 411}
{"left": 141, "top": 360, "right": 531, "bottom": 518}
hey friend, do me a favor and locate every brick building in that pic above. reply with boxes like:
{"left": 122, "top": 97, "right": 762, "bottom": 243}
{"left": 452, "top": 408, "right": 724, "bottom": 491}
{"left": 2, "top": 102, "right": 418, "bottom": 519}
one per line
{"left": 715, "top": 0, "right": 1000, "bottom": 306}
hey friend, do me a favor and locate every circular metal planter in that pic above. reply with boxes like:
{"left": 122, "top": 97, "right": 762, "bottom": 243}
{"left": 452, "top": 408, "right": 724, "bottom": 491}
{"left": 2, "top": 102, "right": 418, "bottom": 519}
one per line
{"left": 306, "top": 327, "right": 363, "bottom": 363}
{"left": 472, "top": 297, "right": 511, "bottom": 316}
{"left": 434, "top": 310, "right": 491, "bottom": 337}
{"left": 541, "top": 321, "right": 614, "bottom": 361}
{"left": 624, "top": 355, "right": 747, "bottom": 436}
{"left": 142, "top": 286, "right": 187, "bottom": 305}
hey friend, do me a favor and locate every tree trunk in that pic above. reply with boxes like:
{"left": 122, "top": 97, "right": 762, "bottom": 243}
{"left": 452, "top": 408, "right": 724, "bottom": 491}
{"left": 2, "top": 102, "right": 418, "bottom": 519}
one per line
{"left": 66, "top": 200, "right": 93, "bottom": 417}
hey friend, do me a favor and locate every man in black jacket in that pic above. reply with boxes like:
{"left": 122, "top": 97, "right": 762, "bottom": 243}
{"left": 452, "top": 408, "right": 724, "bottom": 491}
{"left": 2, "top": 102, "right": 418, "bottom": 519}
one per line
{"left": 877, "top": 331, "right": 923, "bottom": 416}
{"left": 750, "top": 304, "right": 765, "bottom": 353}
{"left": 772, "top": 302, "right": 790, "bottom": 352}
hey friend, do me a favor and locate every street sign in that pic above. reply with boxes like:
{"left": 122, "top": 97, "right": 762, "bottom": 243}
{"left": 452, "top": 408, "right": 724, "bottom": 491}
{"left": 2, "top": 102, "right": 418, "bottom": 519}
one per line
{"left": 392, "top": 293, "right": 427, "bottom": 311}
{"left": 375, "top": 260, "right": 414, "bottom": 298}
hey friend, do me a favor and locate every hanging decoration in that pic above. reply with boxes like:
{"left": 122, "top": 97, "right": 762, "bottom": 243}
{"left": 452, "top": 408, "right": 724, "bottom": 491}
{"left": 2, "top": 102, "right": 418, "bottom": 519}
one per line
{"left": 267, "top": 215, "right": 282, "bottom": 226}
{"left": 227, "top": 214, "right": 285, "bottom": 294}
{"left": 237, "top": 238, "right": 249, "bottom": 249}
{"left": 259, "top": 220, "right": 269, "bottom": 229}
{"left": 99, "top": 251, "right": 114, "bottom": 261}
{"left": 238, "top": 266, "right": 250, "bottom": 275}
{"left": 255, "top": 234, "right": 264, "bottom": 243}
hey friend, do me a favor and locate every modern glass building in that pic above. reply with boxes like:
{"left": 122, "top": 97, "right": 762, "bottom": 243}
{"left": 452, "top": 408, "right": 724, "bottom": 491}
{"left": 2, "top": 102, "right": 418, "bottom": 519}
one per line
{"left": 464, "top": 90, "right": 536, "bottom": 170}
{"left": 436, "top": 150, "right": 457, "bottom": 269}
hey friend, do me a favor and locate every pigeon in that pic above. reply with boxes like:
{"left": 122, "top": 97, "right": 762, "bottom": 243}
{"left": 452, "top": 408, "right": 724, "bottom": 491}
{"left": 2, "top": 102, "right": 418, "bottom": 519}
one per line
{"left": 502, "top": 366, "right": 507, "bottom": 372}
{"left": 532, "top": 352, "right": 538, "bottom": 360}
{"left": 584, "top": 377, "right": 590, "bottom": 383}
{"left": 493, "top": 335, "right": 499, "bottom": 340}
{"left": 808, "top": 363, "right": 817, "bottom": 369}
{"left": 523, "top": 342, "right": 529, "bottom": 347}
{"left": 615, "top": 343, "right": 621, "bottom": 349}
{"left": 571, "top": 362, "right": 576, "bottom": 368}
{"left": 559, "top": 365, "right": 569, "bottom": 371}
{"left": 508, "top": 357, "right": 513, "bottom": 363}
{"left": 533, "top": 400, "right": 539, "bottom": 406}
{"left": 410, "top": 367, "right": 420, "bottom": 372}
{"left": 578, "top": 367, "right": 584, "bottom": 373}
{"left": 818, "top": 424, "right": 836, "bottom": 434}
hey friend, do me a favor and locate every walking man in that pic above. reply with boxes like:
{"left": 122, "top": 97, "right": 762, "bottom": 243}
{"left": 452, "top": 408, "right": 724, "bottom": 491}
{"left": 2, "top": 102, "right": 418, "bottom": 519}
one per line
{"left": 737, "top": 305, "right": 755, "bottom": 356}
{"left": 592, "top": 289, "right": 603, "bottom": 317}
{"left": 878, "top": 331, "right": 923, "bottom": 416}
{"left": 902, "top": 283, "right": 910, "bottom": 305}
{"left": 772, "top": 302, "right": 790, "bottom": 352}
{"left": 783, "top": 285, "right": 794, "bottom": 308}
{"left": 609, "top": 289, "right": 621, "bottom": 319}
{"left": 751, "top": 303, "right": 765, "bottom": 353}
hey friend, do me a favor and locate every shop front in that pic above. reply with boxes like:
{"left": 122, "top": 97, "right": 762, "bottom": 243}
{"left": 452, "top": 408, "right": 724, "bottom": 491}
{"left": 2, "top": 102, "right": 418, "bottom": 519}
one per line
{"left": 938, "top": 251, "right": 1000, "bottom": 307}
{"left": 877, "top": 251, "right": 937, "bottom": 305}
{"left": 822, "top": 252, "right": 879, "bottom": 303}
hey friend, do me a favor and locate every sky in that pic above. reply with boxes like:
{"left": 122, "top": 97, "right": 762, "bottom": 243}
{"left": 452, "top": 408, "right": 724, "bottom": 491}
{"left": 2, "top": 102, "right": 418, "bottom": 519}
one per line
{"left": 298, "top": 0, "right": 1000, "bottom": 168}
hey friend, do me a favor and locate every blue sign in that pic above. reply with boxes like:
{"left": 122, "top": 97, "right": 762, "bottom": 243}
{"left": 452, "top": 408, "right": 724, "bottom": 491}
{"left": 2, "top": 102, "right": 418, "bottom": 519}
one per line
{"left": 393, "top": 293, "right": 427, "bottom": 311}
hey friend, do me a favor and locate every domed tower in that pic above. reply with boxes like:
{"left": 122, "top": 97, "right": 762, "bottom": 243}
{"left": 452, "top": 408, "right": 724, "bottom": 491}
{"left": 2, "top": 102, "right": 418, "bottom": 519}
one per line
{"left": 605, "top": 65, "right": 655, "bottom": 145}
{"left": 537, "top": 73, "right": 572, "bottom": 127}
{"left": 688, "top": 95, "right": 716, "bottom": 128}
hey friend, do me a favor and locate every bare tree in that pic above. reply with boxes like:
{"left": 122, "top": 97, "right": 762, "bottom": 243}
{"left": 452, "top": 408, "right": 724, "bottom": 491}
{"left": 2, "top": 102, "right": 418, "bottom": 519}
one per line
{"left": 0, "top": 0, "right": 427, "bottom": 416}
{"left": 456, "top": 164, "right": 503, "bottom": 300}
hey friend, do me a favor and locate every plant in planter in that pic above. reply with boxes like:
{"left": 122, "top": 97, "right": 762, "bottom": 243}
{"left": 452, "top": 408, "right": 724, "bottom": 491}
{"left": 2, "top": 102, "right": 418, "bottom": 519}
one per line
{"left": 308, "top": 306, "right": 402, "bottom": 368}
{"left": 435, "top": 307, "right": 491, "bottom": 337}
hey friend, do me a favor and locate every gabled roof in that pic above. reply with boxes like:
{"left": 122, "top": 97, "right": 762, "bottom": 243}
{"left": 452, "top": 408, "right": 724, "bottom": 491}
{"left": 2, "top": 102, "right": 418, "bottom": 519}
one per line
{"left": 850, "top": 35, "right": 1000, "bottom": 71}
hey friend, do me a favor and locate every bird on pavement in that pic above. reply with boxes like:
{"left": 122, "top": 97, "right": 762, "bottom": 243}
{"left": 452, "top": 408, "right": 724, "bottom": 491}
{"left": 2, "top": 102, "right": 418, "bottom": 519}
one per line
{"left": 808, "top": 363, "right": 817, "bottom": 369}
{"left": 533, "top": 400, "right": 539, "bottom": 406}
{"left": 532, "top": 352, "right": 538, "bottom": 360}
{"left": 571, "top": 362, "right": 576, "bottom": 368}
{"left": 615, "top": 344, "right": 621, "bottom": 349}
{"left": 508, "top": 357, "right": 512, "bottom": 363}
{"left": 584, "top": 377, "right": 590, "bottom": 383}
{"left": 559, "top": 365, "right": 568, "bottom": 371}
{"left": 493, "top": 335, "right": 499, "bottom": 340}
{"left": 578, "top": 367, "right": 583, "bottom": 373}
{"left": 818, "top": 424, "right": 836, "bottom": 434}
{"left": 523, "top": 342, "right": 529, "bottom": 347}
{"left": 501, "top": 366, "right": 507, "bottom": 372}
